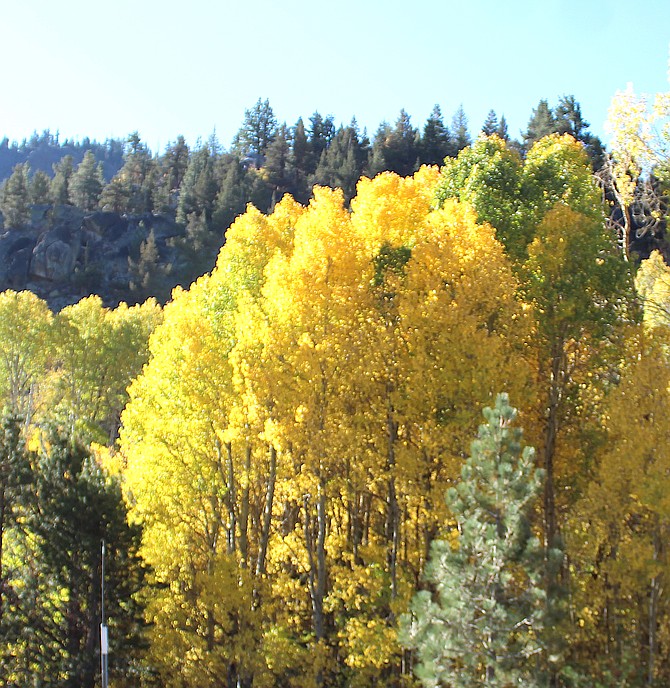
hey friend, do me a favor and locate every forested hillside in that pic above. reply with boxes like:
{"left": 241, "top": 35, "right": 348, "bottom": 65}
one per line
{"left": 0, "top": 97, "right": 621, "bottom": 311}
{"left": 1, "top": 80, "right": 670, "bottom": 687}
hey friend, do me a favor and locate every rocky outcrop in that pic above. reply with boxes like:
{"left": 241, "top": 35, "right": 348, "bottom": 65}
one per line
{"left": 0, "top": 205, "right": 186, "bottom": 310}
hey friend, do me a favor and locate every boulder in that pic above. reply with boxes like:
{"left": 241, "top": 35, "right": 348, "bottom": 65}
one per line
{"left": 30, "top": 224, "right": 81, "bottom": 282}
{"left": 0, "top": 231, "right": 36, "bottom": 288}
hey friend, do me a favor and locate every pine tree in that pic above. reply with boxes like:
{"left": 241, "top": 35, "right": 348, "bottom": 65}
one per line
{"left": 1, "top": 164, "right": 31, "bottom": 228}
{"left": 450, "top": 104, "right": 471, "bottom": 154}
{"left": 0, "top": 412, "right": 31, "bottom": 630}
{"left": 523, "top": 100, "right": 556, "bottom": 149}
{"left": 30, "top": 170, "right": 51, "bottom": 205}
{"left": 69, "top": 151, "right": 103, "bottom": 211}
{"left": 233, "top": 98, "right": 278, "bottom": 157}
{"left": 264, "top": 123, "right": 291, "bottom": 199}
{"left": 401, "top": 394, "right": 548, "bottom": 687}
{"left": 420, "top": 104, "right": 451, "bottom": 165}
{"left": 50, "top": 155, "right": 75, "bottom": 206}
{"left": 381, "top": 109, "right": 419, "bottom": 177}
{"left": 482, "top": 109, "right": 499, "bottom": 136}
{"left": 3, "top": 430, "right": 147, "bottom": 688}
{"left": 497, "top": 115, "right": 509, "bottom": 142}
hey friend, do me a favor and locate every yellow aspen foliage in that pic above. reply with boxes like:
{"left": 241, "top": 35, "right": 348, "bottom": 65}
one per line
{"left": 571, "top": 330, "right": 670, "bottom": 685}
{"left": 52, "top": 295, "right": 161, "bottom": 443}
{"left": 522, "top": 204, "right": 633, "bottom": 549}
{"left": 0, "top": 290, "right": 53, "bottom": 421}
{"left": 120, "top": 170, "right": 534, "bottom": 687}
{"left": 635, "top": 249, "right": 670, "bottom": 331}
{"left": 122, "top": 280, "right": 270, "bottom": 687}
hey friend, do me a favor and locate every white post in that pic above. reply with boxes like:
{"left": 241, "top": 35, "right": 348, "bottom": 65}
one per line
{"left": 101, "top": 540, "right": 109, "bottom": 688}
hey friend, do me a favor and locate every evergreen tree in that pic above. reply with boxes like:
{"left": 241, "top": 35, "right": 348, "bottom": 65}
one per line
{"left": 420, "top": 104, "right": 451, "bottom": 166}
{"left": 50, "top": 155, "right": 74, "bottom": 206}
{"left": 264, "top": 123, "right": 292, "bottom": 201}
{"left": 497, "top": 115, "right": 510, "bottom": 142}
{"left": 307, "top": 112, "right": 336, "bottom": 173}
{"left": 523, "top": 100, "right": 556, "bottom": 149}
{"left": 176, "top": 144, "right": 218, "bottom": 223}
{"left": 0, "top": 412, "right": 31, "bottom": 630}
{"left": 69, "top": 151, "right": 103, "bottom": 211}
{"left": 233, "top": 98, "right": 278, "bottom": 158}
{"left": 401, "top": 394, "right": 548, "bottom": 687}
{"left": 128, "top": 228, "right": 168, "bottom": 301}
{"left": 2, "top": 430, "right": 147, "bottom": 688}
{"left": 99, "top": 175, "right": 131, "bottom": 213}
{"left": 310, "top": 124, "right": 365, "bottom": 202}
{"left": 1, "top": 164, "right": 31, "bottom": 228}
{"left": 290, "top": 117, "right": 311, "bottom": 202}
{"left": 29, "top": 169, "right": 51, "bottom": 205}
{"left": 367, "top": 121, "right": 392, "bottom": 176}
{"left": 450, "top": 104, "right": 471, "bottom": 154}
{"left": 117, "top": 132, "right": 156, "bottom": 214}
{"left": 212, "top": 160, "right": 248, "bottom": 231}
{"left": 482, "top": 109, "right": 499, "bottom": 136}
{"left": 554, "top": 95, "right": 588, "bottom": 140}
{"left": 153, "top": 135, "right": 190, "bottom": 213}
{"left": 383, "top": 109, "right": 420, "bottom": 176}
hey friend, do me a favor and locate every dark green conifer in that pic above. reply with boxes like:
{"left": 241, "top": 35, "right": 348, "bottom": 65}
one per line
{"left": 420, "top": 104, "right": 451, "bottom": 165}
{"left": 401, "top": 394, "right": 549, "bottom": 687}
{"left": 1, "top": 164, "right": 31, "bottom": 228}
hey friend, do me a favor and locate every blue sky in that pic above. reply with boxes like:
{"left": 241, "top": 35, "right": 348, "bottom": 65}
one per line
{"left": 1, "top": 0, "right": 669, "bottom": 153}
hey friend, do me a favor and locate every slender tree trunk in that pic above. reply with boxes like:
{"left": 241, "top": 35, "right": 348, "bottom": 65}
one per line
{"left": 304, "top": 481, "right": 327, "bottom": 643}
{"left": 543, "top": 339, "right": 564, "bottom": 551}
{"left": 648, "top": 525, "right": 663, "bottom": 686}
{"left": 386, "top": 398, "right": 399, "bottom": 600}
{"left": 239, "top": 445, "right": 251, "bottom": 567}
{"left": 256, "top": 445, "right": 276, "bottom": 577}
{"left": 226, "top": 442, "right": 236, "bottom": 555}
{"left": 0, "top": 490, "right": 5, "bottom": 626}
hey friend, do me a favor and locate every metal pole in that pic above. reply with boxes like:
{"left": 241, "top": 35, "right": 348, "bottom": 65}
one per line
{"left": 101, "top": 539, "right": 109, "bottom": 688}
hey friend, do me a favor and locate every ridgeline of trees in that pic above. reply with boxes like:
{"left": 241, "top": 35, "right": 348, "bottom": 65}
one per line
{"left": 0, "top": 95, "right": 603, "bottom": 231}
{"left": 2, "top": 79, "right": 670, "bottom": 687}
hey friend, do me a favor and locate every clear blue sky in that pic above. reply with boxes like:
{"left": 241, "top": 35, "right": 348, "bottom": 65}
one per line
{"left": 1, "top": 0, "right": 669, "bottom": 153}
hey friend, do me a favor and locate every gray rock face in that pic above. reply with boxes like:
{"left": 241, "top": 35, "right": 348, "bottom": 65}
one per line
{"left": 0, "top": 231, "right": 36, "bottom": 287}
{"left": 31, "top": 224, "right": 82, "bottom": 281}
{"left": 0, "top": 205, "right": 185, "bottom": 309}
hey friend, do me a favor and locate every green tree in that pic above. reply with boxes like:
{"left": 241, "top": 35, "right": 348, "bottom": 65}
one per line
{"left": 367, "top": 121, "right": 392, "bottom": 176}
{"left": 497, "top": 115, "right": 509, "bottom": 142}
{"left": 118, "top": 132, "right": 156, "bottom": 214}
{"left": 310, "top": 124, "right": 365, "bottom": 202}
{"left": 1, "top": 164, "right": 31, "bottom": 228}
{"left": 435, "top": 135, "right": 525, "bottom": 258}
{"left": 420, "top": 104, "right": 451, "bottom": 166}
{"left": 29, "top": 169, "right": 51, "bottom": 205}
{"left": 0, "top": 290, "right": 53, "bottom": 422}
{"left": 482, "top": 109, "right": 499, "bottom": 136}
{"left": 69, "top": 150, "right": 103, "bottom": 211}
{"left": 307, "top": 111, "right": 336, "bottom": 172}
{"left": 401, "top": 394, "right": 547, "bottom": 687}
{"left": 152, "top": 135, "right": 190, "bottom": 213}
{"left": 290, "top": 117, "right": 311, "bottom": 201}
{"left": 2, "top": 430, "right": 146, "bottom": 688}
{"left": 176, "top": 144, "right": 218, "bottom": 224}
{"left": 382, "top": 109, "right": 420, "bottom": 177}
{"left": 264, "top": 123, "right": 291, "bottom": 202}
{"left": 0, "top": 412, "right": 31, "bottom": 630}
{"left": 450, "top": 104, "right": 471, "bottom": 154}
{"left": 523, "top": 100, "right": 556, "bottom": 149}
{"left": 233, "top": 98, "right": 278, "bottom": 157}
{"left": 50, "top": 155, "right": 74, "bottom": 206}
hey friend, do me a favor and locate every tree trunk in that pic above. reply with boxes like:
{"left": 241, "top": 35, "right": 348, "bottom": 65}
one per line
{"left": 386, "top": 399, "right": 399, "bottom": 600}
{"left": 239, "top": 445, "right": 251, "bottom": 567}
{"left": 256, "top": 445, "right": 276, "bottom": 577}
